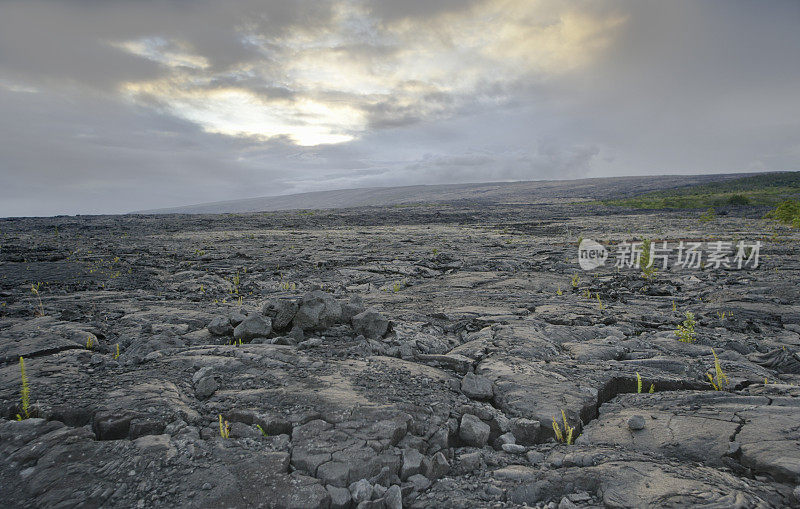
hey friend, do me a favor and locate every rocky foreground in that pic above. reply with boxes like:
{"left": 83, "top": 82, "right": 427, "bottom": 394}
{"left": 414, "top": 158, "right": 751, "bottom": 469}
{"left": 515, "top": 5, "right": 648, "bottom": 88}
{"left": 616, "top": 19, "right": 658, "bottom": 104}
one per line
{"left": 1, "top": 202, "right": 799, "bottom": 508}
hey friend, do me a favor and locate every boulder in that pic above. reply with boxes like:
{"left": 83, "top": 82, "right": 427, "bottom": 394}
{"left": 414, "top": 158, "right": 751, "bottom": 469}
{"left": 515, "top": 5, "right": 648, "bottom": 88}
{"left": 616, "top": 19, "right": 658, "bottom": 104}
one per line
{"left": 342, "top": 296, "right": 366, "bottom": 322}
{"left": 233, "top": 315, "right": 272, "bottom": 341}
{"left": 207, "top": 316, "right": 232, "bottom": 336}
{"left": 294, "top": 291, "right": 342, "bottom": 331}
{"left": 510, "top": 418, "right": 541, "bottom": 445}
{"left": 262, "top": 299, "right": 299, "bottom": 331}
{"left": 459, "top": 414, "right": 490, "bottom": 447}
{"left": 401, "top": 448, "right": 424, "bottom": 480}
{"left": 460, "top": 373, "right": 494, "bottom": 400}
{"left": 194, "top": 376, "right": 217, "bottom": 400}
{"left": 351, "top": 308, "right": 389, "bottom": 339}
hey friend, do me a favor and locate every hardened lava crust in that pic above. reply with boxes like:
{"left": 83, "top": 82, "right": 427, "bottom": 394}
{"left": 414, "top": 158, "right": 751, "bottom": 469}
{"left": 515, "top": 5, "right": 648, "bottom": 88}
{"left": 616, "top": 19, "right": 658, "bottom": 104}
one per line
{"left": 0, "top": 198, "right": 798, "bottom": 508}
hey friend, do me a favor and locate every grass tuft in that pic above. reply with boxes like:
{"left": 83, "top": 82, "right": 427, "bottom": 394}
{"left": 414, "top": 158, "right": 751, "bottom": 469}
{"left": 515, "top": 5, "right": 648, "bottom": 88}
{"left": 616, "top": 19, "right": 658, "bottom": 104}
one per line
{"left": 16, "top": 357, "right": 30, "bottom": 420}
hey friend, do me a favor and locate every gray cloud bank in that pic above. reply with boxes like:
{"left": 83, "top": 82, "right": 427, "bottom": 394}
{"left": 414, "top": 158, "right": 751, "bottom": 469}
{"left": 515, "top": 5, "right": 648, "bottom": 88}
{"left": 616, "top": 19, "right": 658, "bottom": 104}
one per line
{"left": 1, "top": 0, "right": 798, "bottom": 216}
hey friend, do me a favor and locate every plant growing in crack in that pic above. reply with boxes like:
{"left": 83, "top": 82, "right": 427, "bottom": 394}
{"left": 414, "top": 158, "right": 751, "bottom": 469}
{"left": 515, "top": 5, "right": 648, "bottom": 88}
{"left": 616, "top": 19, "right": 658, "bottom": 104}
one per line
{"left": 676, "top": 311, "right": 697, "bottom": 343}
{"left": 30, "top": 282, "right": 44, "bottom": 317}
{"left": 552, "top": 409, "right": 575, "bottom": 445}
{"left": 636, "top": 372, "right": 655, "bottom": 393}
{"left": 16, "top": 357, "right": 30, "bottom": 420}
{"left": 219, "top": 414, "right": 230, "bottom": 438}
{"left": 707, "top": 349, "right": 730, "bottom": 391}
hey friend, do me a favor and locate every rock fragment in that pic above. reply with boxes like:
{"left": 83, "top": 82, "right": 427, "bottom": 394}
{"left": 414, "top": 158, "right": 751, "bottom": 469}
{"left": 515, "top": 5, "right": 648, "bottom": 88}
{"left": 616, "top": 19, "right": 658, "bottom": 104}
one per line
{"left": 352, "top": 308, "right": 389, "bottom": 338}
{"left": 233, "top": 315, "right": 272, "bottom": 341}
{"left": 459, "top": 414, "right": 490, "bottom": 447}
{"left": 460, "top": 373, "right": 493, "bottom": 400}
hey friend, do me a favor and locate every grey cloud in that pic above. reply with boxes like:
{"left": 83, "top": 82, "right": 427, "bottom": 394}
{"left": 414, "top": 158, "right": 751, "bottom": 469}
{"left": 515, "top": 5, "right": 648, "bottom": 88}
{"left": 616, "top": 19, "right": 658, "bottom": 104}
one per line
{"left": 1, "top": 0, "right": 799, "bottom": 216}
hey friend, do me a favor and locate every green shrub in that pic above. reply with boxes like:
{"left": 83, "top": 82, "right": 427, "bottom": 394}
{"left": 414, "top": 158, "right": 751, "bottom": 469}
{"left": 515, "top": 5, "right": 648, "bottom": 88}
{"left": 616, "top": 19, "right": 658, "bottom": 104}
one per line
{"left": 727, "top": 194, "right": 750, "bottom": 205}
{"left": 766, "top": 199, "right": 800, "bottom": 227}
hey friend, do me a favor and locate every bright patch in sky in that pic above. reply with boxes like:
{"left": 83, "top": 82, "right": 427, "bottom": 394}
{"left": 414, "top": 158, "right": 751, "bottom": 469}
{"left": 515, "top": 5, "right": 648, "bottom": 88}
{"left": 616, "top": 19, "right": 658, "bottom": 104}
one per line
{"left": 114, "top": 1, "right": 625, "bottom": 146}
{"left": 113, "top": 37, "right": 209, "bottom": 69}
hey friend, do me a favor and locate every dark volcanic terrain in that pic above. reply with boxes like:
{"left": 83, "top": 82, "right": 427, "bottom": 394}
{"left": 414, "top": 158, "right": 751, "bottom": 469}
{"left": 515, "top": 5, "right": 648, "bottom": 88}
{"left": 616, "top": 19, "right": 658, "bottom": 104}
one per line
{"left": 1, "top": 188, "right": 799, "bottom": 508}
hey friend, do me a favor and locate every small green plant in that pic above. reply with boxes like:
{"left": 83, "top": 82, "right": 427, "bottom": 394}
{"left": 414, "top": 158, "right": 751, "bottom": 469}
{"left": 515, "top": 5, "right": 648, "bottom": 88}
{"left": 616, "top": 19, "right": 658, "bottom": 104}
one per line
{"left": 571, "top": 274, "right": 581, "bottom": 288}
{"left": 595, "top": 293, "right": 603, "bottom": 310}
{"left": 432, "top": 248, "right": 439, "bottom": 256}
{"left": 640, "top": 239, "right": 657, "bottom": 279}
{"left": 219, "top": 414, "right": 230, "bottom": 438}
{"left": 676, "top": 311, "right": 697, "bottom": 343}
{"left": 279, "top": 281, "right": 297, "bottom": 291}
{"left": 86, "top": 335, "right": 94, "bottom": 350}
{"left": 698, "top": 207, "right": 716, "bottom": 223}
{"left": 707, "top": 349, "right": 729, "bottom": 391}
{"left": 636, "top": 372, "right": 656, "bottom": 394}
{"left": 16, "top": 357, "right": 30, "bottom": 420}
{"left": 552, "top": 409, "right": 575, "bottom": 445}
{"left": 31, "top": 282, "right": 44, "bottom": 317}
{"left": 556, "top": 284, "right": 563, "bottom": 296}
{"left": 230, "top": 271, "right": 241, "bottom": 295}
{"left": 255, "top": 424, "right": 268, "bottom": 437}
{"left": 391, "top": 282, "right": 403, "bottom": 293}
{"left": 671, "top": 300, "right": 677, "bottom": 312}
{"left": 583, "top": 288, "right": 591, "bottom": 299}
{"left": 114, "top": 344, "right": 120, "bottom": 360}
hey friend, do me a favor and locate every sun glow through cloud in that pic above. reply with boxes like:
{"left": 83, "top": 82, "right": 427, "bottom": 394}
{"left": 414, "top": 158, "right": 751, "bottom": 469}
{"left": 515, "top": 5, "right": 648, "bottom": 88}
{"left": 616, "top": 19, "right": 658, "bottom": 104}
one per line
{"left": 113, "top": 1, "right": 626, "bottom": 146}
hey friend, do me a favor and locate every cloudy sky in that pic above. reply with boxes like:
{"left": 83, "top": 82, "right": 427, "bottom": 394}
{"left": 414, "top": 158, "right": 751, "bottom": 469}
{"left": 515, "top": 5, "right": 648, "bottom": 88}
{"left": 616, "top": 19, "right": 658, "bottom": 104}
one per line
{"left": 1, "top": 0, "right": 799, "bottom": 216}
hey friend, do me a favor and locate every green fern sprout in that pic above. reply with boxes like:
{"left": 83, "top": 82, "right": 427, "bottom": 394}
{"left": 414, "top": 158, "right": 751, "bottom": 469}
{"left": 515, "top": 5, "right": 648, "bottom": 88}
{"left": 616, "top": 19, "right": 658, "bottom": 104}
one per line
{"left": 707, "top": 349, "right": 729, "bottom": 391}
{"left": 86, "top": 335, "right": 94, "bottom": 350}
{"left": 219, "top": 414, "right": 230, "bottom": 439}
{"left": 676, "top": 311, "right": 697, "bottom": 343}
{"left": 30, "top": 282, "right": 44, "bottom": 317}
{"left": 636, "top": 372, "right": 655, "bottom": 393}
{"left": 255, "top": 424, "right": 268, "bottom": 437}
{"left": 16, "top": 357, "right": 30, "bottom": 420}
{"left": 230, "top": 271, "right": 241, "bottom": 295}
{"left": 640, "top": 239, "right": 657, "bottom": 279}
{"left": 552, "top": 409, "right": 575, "bottom": 445}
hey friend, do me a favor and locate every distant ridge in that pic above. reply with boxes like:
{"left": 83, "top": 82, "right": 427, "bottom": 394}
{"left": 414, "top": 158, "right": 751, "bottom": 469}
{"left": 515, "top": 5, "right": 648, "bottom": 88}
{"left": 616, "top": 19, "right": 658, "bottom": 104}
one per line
{"left": 133, "top": 173, "right": 758, "bottom": 215}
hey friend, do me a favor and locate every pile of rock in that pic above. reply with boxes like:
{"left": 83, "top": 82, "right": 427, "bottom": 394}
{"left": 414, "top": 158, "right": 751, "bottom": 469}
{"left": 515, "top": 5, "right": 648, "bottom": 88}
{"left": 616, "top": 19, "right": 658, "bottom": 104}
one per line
{"left": 206, "top": 290, "right": 390, "bottom": 345}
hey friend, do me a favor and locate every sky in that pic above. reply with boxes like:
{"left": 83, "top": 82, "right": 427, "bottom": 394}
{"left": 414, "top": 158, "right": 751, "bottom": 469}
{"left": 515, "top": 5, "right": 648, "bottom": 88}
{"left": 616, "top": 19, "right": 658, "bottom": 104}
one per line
{"left": 1, "top": 0, "right": 799, "bottom": 216}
